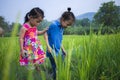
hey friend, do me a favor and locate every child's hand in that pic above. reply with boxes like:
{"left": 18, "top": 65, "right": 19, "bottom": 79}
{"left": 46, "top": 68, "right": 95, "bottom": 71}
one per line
{"left": 44, "top": 27, "right": 49, "bottom": 31}
{"left": 47, "top": 46, "right": 52, "bottom": 53}
{"left": 37, "top": 27, "right": 49, "bottom": 35}
{"left": 21, "top": 50, "right": 28, "bottom": 58}
{"left": 20, "top": 50, "right": 25, "bottom": 58}
{"left": 62, "top": 49, "right": 66, "bottom": 56}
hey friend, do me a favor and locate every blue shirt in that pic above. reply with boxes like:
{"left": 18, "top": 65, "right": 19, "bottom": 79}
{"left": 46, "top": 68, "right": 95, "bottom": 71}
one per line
{"left": 47, "top": 20, "right": 64, "bottom": 56}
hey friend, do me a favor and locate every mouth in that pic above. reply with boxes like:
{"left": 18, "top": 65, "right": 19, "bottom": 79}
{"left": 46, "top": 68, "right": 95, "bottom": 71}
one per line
{"left": 63, "top": 26, "right": 67, "bottom": 28}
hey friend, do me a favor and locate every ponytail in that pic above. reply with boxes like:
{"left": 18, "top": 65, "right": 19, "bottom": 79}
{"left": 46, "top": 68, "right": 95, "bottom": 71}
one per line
{"left": 24, "top": 7, "right": 44, "bottom": 24}
{"left": 24, "top": 12, "right": 30, "bottom": 23}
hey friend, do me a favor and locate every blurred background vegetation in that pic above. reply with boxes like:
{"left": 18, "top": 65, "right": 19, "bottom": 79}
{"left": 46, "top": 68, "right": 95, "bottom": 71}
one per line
{"left": 0, "top": 1, "right": 120, "bottom": 37}
{"left": 0, "top": 1, "right": 120, "bottom": 80}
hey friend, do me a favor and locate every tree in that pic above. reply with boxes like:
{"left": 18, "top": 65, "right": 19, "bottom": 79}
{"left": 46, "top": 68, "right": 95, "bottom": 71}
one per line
{"left": 94, "top": 1, "right": 120, "bottom": 28}
{"left": 37, "top": 19, "right": 51, "bottom": 30}
{"left": 0, "top": 16, "right": 9, "bottom": 31}
{"left": 74, "top": 18, "right": 91, "bottom": 27}
{"left": 74, "top": 19, "right": 81, "bottom": 27}
{"left": 81, "top": 18, "right": 90, "bottom": 27}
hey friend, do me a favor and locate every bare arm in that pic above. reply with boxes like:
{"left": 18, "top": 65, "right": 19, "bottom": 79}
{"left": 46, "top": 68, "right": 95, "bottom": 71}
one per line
{"left": 19, "top": 27, "right": 26, "bottom": 54}
{"left": 44, "top": 32, "right": 52, "bottom": 53}
{"left": 37, "top": 27, "right": 48, "bottom": 35}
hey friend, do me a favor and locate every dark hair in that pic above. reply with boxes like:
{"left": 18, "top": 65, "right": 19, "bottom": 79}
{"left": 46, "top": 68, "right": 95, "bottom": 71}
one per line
{"left": 24, "top": 7, "right": 44, "bottom": 23}
{"left": 60, "top": 7, "right": 75, "bottom": 22}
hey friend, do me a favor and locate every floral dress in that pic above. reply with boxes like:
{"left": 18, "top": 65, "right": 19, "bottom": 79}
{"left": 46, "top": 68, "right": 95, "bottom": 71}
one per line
{"left": 19, "top": 23, "right": 46, "bottom": 66}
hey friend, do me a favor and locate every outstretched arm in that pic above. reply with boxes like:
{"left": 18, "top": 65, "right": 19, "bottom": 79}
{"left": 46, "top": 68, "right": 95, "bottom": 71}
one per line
{"left": 37, "top": 27, "right": 48, "bottom": 35}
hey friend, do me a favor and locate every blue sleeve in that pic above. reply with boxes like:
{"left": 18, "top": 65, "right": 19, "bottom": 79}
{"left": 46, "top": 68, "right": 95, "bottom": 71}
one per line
{"left": 47, "top": 22, "right": 57, "bottom": 48}
{"left": 47, "top": 22, "right": 63, "bottom": 54}
{"left": 47, "top": 23, "right": 57, "bottom": 35}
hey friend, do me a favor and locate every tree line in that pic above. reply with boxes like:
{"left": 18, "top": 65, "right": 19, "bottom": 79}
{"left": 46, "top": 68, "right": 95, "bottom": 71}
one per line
{"left": 64, "top": 1, "right": 120, "bottom": 35}
{"left": 0, "top": 1, "right": 120, "bottom": 36}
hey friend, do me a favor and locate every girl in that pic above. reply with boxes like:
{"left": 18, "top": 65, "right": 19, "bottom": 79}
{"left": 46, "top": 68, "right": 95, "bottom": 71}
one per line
{"left": 19, "top": 7, "right": 47, "bottom": 71}
{"left": 44, "top": 7, "right": 75, "bottom": 80}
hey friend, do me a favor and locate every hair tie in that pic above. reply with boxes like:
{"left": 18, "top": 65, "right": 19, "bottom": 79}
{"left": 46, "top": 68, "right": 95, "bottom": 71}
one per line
{"left": 67, "top": 7, "right": 71, "bottom": 12}
{"left": 27, "top": 12, "right": 30, "bottom": 19}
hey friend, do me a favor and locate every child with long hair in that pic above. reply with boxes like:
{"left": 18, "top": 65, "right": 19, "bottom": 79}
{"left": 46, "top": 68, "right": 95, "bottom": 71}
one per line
{"left": 19, "top": 7, "right": 47, "bottom": 71}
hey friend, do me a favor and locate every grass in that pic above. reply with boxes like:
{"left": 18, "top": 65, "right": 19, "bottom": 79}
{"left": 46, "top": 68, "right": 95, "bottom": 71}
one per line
{"left": 0, "top": 24, "right": 120, "bottom": 80}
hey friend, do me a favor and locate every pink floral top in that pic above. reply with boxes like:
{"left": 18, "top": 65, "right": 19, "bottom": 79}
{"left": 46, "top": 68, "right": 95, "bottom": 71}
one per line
{"left": 19, "top": 23, "right": 46, "bottom": 66}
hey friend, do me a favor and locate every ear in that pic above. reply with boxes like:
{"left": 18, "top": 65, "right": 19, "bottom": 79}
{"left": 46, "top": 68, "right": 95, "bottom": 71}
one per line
{"left": 29, "top": 16, "right": 33, "bottom": 19}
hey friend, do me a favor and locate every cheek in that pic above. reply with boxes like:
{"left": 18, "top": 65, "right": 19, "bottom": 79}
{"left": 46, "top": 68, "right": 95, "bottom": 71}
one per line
{"left": 31, "top": 20, "right": 35, "bottom": 24}
{"left": 62, "top": 22, "right": 66, "bottom": 27}
{"left": 64, "top": 23, "right": 68, "bottom": 27}
{"left": 29, "top": 21, "right": 33, "bottom": 25}
{"left": 36, "top": 23, "right": 40, "bottom": 26}
{"left": 61, "top": 22, "right": 64, "bottom": 26}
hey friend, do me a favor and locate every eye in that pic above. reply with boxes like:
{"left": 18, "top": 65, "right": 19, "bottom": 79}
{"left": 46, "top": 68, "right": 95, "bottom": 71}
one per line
{"left": 37, "top": 21, "right": 40, "bottom": 23}
{"left": 36, "top": 19, "right": 42, "bottom": 23}
{"left": 36, "top": 18, "right": 42, "bottom": 23}
{"left": 67, "top": 23, "right": 71, "bottom": 26}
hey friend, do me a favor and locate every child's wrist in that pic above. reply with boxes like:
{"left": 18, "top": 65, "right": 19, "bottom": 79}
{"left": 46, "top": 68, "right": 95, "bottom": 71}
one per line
{"left": 20, "top": 49, "right": 24, "bottom": 52}
{"left": 44, "top": 29, "right": 47, "bottom": 33}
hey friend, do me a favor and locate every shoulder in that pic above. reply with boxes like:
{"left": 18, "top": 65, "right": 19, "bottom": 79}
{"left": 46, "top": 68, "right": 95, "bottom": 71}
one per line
{"left": 49, "top": 20, "right": 59, "bottom": 29}
{"left": 23, "top": 23, "right": 30, "bottom": 30}
{"left": 19, "top": 23, "right": 28, "bottom": 32}
{"left": 19, "top": 25, "right": 27, "bottom": 37}
{"left": 20, "top": 26, "right": 27, "bottom": 32}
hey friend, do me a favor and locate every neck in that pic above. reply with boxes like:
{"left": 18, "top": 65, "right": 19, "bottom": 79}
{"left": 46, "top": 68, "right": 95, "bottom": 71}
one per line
{"left": 26, "top": 22, "right": 34, "bottom": 27}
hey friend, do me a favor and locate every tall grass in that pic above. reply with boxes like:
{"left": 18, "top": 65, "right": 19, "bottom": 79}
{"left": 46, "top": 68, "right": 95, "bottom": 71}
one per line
{"left": 64, "top": 33, "right": 120, "bottom": 80}
{"left": 2, "top": 17, "right": 20, "bottom": 80}
{"left": 0, "top": 25, "right": 120, "bottom": 80}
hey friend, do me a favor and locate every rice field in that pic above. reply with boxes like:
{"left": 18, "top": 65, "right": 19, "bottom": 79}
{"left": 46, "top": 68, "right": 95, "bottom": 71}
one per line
{"left": 0, "top": 25, "right": 120, "bottom": 80}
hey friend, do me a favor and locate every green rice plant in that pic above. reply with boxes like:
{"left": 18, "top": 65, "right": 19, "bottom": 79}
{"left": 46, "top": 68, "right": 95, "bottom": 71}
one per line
{"left": 2, "top": 18, "right": 20, "bottom": 80}
{"left": 0, "top": 26, "right": 120, "bottom": 80}
{"left": 50, "top": 39, "right": 75, "bottom": 80}
{"left": 69, "top": 33, "right": 120, "bottom": 80}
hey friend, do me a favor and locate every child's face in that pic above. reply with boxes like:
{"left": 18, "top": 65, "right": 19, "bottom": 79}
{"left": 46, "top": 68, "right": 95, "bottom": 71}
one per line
{"left": 61, "top": 19, "right": 73, "bottom": 28}
{"left": 29, "top": 16, "right": 43, "bottom": 27}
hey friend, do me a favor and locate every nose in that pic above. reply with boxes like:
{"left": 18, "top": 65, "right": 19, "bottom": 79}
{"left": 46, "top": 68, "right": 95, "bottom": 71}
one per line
{"left": 37, "top": 23, "right": 40, "bottom": 26}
